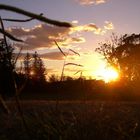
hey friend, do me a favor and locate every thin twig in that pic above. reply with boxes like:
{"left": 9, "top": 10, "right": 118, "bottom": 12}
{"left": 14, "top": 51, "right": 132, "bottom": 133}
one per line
{"left": 0, "top": 28, "right": 23, "bottom": 42}
{"left": 2, "top": 13, "right": 43, "bottom": 22}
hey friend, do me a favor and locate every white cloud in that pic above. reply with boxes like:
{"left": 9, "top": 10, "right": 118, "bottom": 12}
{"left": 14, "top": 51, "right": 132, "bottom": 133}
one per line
{"left": 104, "top": 21, "right": 114, "bottom": 30}
{"left": 77, "top": 0, "right": 108, "bottom": 5}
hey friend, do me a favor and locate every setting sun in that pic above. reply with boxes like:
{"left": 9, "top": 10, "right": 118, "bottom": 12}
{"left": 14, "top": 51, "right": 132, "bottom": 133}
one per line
{"left": 97, "top": 67, "right": 119, "bottom": 83}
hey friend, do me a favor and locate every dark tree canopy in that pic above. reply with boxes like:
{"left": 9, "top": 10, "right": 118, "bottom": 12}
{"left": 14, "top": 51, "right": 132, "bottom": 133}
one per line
{"left": 32, "top": 52, "right": 46, "bottom": 82}
{"left": 23, "top": 53, "right": 32, "bottom": 77}
{"left": 0, "top": 39, "right": 15, "bottom": 97}
{"left": 96, "top": 33, "right": 140, "bottom": 82}
{"left": 23, "top": 52, "right": 46, "bottom": 82}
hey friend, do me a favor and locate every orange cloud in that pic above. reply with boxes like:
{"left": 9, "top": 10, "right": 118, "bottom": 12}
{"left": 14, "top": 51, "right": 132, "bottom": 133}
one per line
{"left": 8, "top": 24, "right": 83, "bottom": 50}
{"left": 70, "top": 21, "right": 114, "bottom": 35}
{"left": 8, "top": 21, "right": 114, "bottom": 51}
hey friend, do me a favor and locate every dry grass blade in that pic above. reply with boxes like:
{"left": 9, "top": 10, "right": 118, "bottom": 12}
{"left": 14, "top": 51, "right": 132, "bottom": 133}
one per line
{"left": 0, "top": 95, "right": 10, "bottom": 114}
{"left": 14, "top": 46, "right": 23, "bottom": 65}
{"left": 65, "top": 63, "right": 83, "bottom": 67}
{"left": 0, "top": 28, "right": 23, "bottom": 42}
{"left": 2, "top": 13, "right": 43, "bottom": 22}
{"left": 54, "top": 40, "right": 66, "bottom": 57}
{"left": 74, "top": 70, "right": 82, "bottom": 75}
{"left": 69, "top": 49, "right": 80, "bottom": 56}
{"left": 0, "top": 4, "right": 72, "bottom": 27}
{"left": 0, "top": 16, "right": 8, "bottom": 46}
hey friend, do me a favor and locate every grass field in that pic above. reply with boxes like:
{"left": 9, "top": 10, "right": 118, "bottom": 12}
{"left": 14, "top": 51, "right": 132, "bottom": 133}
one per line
{"left": 1, "top": 100, "right": 140, "bottom": 140}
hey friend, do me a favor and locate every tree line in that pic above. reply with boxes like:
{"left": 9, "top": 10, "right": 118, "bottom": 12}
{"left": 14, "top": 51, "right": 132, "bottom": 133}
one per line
{"left": 1, "top": 33, "right": 140, "bottom": 100}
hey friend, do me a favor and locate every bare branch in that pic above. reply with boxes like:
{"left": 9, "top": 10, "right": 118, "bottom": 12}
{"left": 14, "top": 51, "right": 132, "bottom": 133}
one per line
{"left": 0, "top": 4, "right": 72, "bottom": 27}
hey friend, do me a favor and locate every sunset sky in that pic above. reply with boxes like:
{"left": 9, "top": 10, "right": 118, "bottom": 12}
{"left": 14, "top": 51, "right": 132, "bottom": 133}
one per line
{"left": 0, "top": 0, "right": 140, "bottom": 80}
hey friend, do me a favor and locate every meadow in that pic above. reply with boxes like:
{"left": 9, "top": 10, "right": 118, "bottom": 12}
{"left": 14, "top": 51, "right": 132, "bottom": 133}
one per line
{"left": 1, "top": 100, "right": 140, "bottom": 140}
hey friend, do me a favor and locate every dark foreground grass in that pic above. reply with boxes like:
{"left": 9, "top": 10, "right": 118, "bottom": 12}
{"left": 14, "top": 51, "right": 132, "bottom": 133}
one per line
{"left": 1, "top": 100, "right": 140, "bottom": 140}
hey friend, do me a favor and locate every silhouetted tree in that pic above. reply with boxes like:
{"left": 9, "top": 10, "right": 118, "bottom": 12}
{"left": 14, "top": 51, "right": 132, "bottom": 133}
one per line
{"left": 32, "top": 52, "right": 46, "bottom": 82}
{"left": 23, "top": 53, "right": 32, "bottom": 77}
{"left": 49, "top": 74, "right": 59, "bottom": 83}
{"left": 0, "top": 39, "right": 15, "bottom": 97}
{"left": 96, "top": 33, "right": 140, "bottom": 82}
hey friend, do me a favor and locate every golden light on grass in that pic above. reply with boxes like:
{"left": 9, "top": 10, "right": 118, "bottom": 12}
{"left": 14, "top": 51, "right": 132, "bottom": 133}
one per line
{"left": 97, "top": 67, "right": 119, "bottom": 83}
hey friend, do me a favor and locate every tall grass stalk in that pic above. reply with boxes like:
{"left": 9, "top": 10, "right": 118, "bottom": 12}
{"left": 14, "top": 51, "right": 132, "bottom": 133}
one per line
{"left": 0, "top": 17, "right": 31, "bottom": 139}
{"left": 54, "top": 40, "right": 83, "bottom": 113}
{"left": 54, "top": 40, "right": 66, "bottom": 81}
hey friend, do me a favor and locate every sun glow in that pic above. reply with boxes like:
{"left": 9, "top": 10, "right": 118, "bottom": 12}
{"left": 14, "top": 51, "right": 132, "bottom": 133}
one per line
{"left": 97, "top": 67, "right": 119, "bottom": 83}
